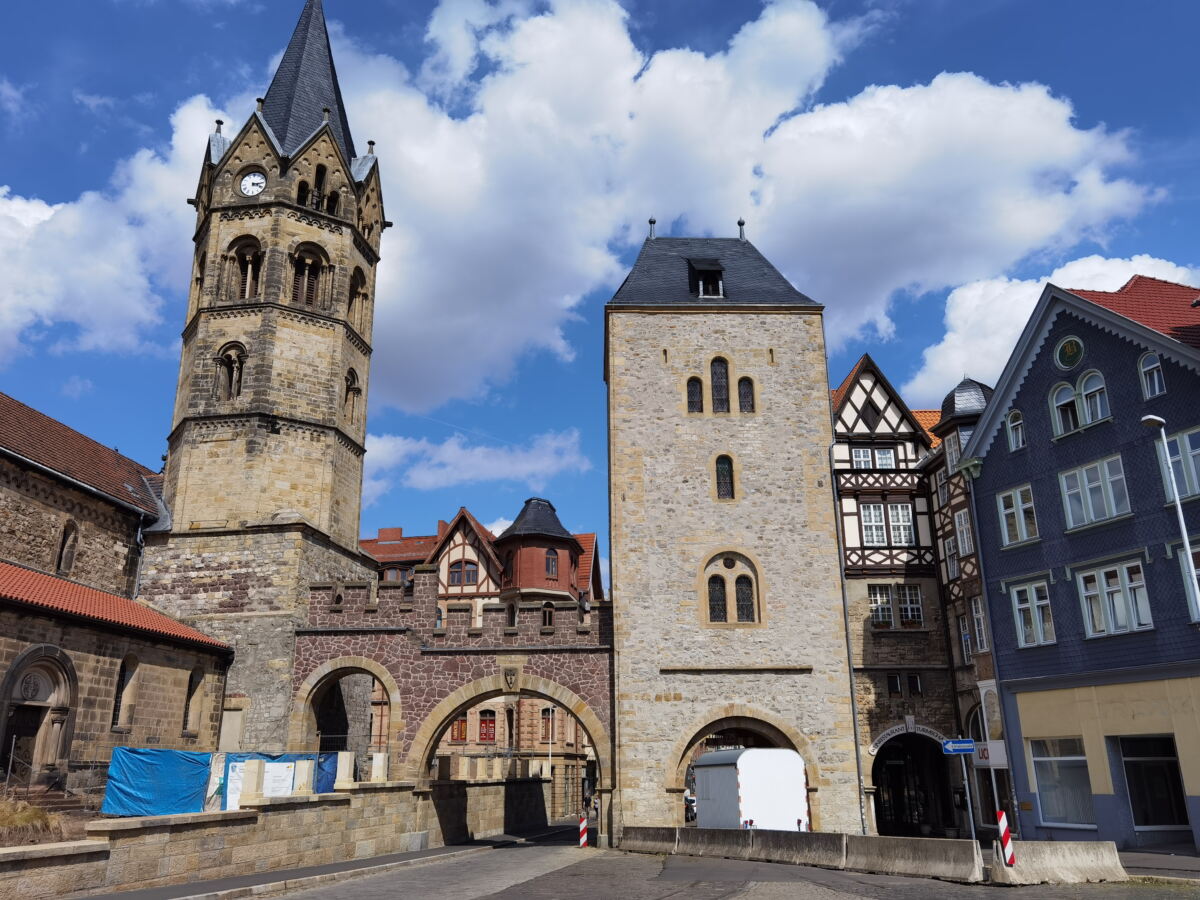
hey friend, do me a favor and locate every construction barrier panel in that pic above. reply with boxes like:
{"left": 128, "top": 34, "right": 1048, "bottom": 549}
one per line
{"left": 990, "top": 840, "right": 1128, "bottom": 885}
{"left": 676, "top": 827, "right": 754, "bottom": 860}
{"left": 618, "top": 827, "right": 679, "bottom": 855}
{"left": 845, "top": 834, "right": 985, "bottom": 883}
{"left": 749, "top": 830, "right": 847, "bottom": 869}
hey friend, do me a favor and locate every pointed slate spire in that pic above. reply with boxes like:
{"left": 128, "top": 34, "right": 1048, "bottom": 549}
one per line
{"left": 261, "top": 0, "right": 356, "bottom": 161}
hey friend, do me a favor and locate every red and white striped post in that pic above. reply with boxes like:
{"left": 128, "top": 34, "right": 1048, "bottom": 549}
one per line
{"left": 579, "top": 810, "right": 588, "bottom": 848}
{"left": 997, "top": 810, "right": 1015, "bottom": 867}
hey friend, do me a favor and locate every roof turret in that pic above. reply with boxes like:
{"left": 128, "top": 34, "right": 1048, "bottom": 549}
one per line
{"left": 934, "top": 377, "right": 993, "bottom": 434}
{"left": 497, "top": 498, "right": 580, "bottom": 549}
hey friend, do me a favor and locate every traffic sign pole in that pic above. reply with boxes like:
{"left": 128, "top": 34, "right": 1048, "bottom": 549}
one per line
{"left": 960, "top": 751, "right": 976, "bottom": 843}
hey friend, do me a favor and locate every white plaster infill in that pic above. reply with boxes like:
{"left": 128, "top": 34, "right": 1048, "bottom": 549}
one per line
{"left": 0, "top": 839, "right": 108, "bottom": 863}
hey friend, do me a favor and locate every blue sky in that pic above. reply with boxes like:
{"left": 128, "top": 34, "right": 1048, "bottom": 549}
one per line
{"left": 2, "top": 0, "right": 1198, "bottom": 572}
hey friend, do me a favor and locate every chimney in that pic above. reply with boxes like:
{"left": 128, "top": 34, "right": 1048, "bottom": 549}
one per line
{"left": 323, "top": 106, "right": 331, "bottom": 123}
{"left": 255, "top": 97, "right": 264, "bottom": 113}
{"left": 738, "top": 218, "right": 746, "bottom": 241}
{"left": 648, "top": 216, "right": 657, "bottom": 240}
{"left": 368, "top": 140, "right": 376, "bottom": 155}
{"left": 214, "top": 119, "right": 224, "bottom": 134}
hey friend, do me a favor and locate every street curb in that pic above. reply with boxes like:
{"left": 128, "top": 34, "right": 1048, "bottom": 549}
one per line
{"left": 1128, "top": 874, "right": 1200, "bottom": 886}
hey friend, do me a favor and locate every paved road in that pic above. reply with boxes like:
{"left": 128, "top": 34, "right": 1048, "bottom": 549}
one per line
{"left": 282, "top": 834, "right": 1195, "bottom": 900}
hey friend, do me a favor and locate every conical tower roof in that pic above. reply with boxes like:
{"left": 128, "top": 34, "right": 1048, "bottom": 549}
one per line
{"left": 935, "top": 377, "right": 993, "bottom": 432}
{"left": 261, "top": 0, "right": 356, "bottom": 160}
{"left": 497, "top": 498, "right": 579, "bottom": 547}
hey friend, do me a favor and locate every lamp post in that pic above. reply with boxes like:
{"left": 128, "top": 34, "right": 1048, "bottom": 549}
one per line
{"left": 1141, "top": 415, "right": 1199, "bottom": 611}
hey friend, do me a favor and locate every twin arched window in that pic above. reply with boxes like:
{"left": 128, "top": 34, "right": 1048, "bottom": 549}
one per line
{"left": 56, "top": 521, "right": 78, "bottom": 576}
{"left": 687, "top": 360, "right": 755, "bottom": 414}
{"left": 215, "top": 342, "right": 247, "bottom": 401}
{"left": 1051, "top": 371, "right": 1109, "bottom": 436}
{"left": 291, "top": 247, "right": 328, "bottom": 307}
{"left": 715, "top": 455, "right": 735, "bottom": 500}
{"left": 1140, "top": 352, "right": 1165, "bottom": 399}
{"left": 348, "top": 268, "right": 368, "bottom": 333}
{"left": 705, "top": 554, "right": 759, "bottom": 624}
{"left": 230, "top": 238, "right": 263, "bottom": 300}
{"left": 448, "top": 560, "right": 478, "bottom": 586}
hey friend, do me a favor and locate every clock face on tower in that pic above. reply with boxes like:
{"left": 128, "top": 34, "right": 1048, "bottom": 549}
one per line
{"left": 239, "top": 172, "right": 266, "bottom": 197}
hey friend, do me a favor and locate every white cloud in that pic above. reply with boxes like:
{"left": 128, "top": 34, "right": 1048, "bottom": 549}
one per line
{"left": 60, "top": 375, "right": 94, "bottom": 399}
{"left": 0, "top": 78, "right": 29, "bottom": 120}
{"left": 0, "top": 1, "right": 1159, "bottom": 413}
{"left": 363, "top": 428, "right": 591, "bottom": 504}
{"left": 902, "top": 254, "right": 1200, "bottom": 405}
{"left": 73, "top": 90, "right": 116, "bottom": 113}
{"left": 483, "top": 516, "right": 513, "bottom": 535}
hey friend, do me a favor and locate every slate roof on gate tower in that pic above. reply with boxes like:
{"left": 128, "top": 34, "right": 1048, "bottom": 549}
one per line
{"left": 609, "top": 237, "right": 819, "bottom": 307}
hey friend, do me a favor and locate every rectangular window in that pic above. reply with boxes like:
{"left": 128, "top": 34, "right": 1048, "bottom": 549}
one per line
{"left": 888, "top": 503, "right": 914, "bottom": 546}
{"left": 936, "top": 468, "right": 949, "bottom": 507}
{"left": 1077, "top": 561, "right": 1152, "bottom": 637}
{"left": 1159, "top": 428, "right": 1200, "bottom": 500}
{"left": 945, "top": 431, "right": 961, "bottom": 469}
{"left": 1012, "top": 581, "right": 1054, "bottom": 647}
{"left": 944, "top": 535, "right": 959, "bottom": 580}
{"left": 1060, "top": 455, "right": 1130, "bottom": 529}
{"left": 450, "top": 716, "right": 467, "bottom": 742}
{"left": 1121, "top": 736, "right": 1189, "bottom": 828}
{"left": 886, "top": 673, "right": 902, "bottom": 697}
{"left": 906, "top": 673, "right": 923, "bottom": 697}
{"left": 861, "top": 504, "right": 886, "bottom": 546}
{"left": 971, "top": 597, "right": 989, "bottom": 652}
{"left": 479, "top": 713, "right": 496, "bottom": 743}
{"left": 852, "top": 448, "right": 873, "bottom": 470}
{"left": 998, "top": 485, "right": 1038, "bottom": 546}
{"left": 869, "top": 584, "right": 894, "bottom": 627}
{"left": 954, "top": 508, "right": 974, "bottom": 556}
{"left": 874, "top": 447, "right": 896, "bottom": 469}
{"left": 896, "top": 584, "right": 923, "bottom": 626}
{"left": 958, "top": 614, "right": 973, "bottom": 664}
{"left": 1031, "top": 738, "right": 1095, "bottom": 826}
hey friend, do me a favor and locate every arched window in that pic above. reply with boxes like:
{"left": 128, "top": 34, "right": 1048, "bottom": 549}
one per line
{"left": 326, "top": 191, "right": 340, "bottom": 215}
{"left": 711, "top": 357, "right": 730, "bottom": 413}
{"left": 344, "top": 368, "right": 361, "bottom": 426}
{"left": 449, "top": 561, "right": 464, "bottom": 585}
{"left": 1079, "top": 371, "right": 1109, "bottom": 424}
{"left": 1140, "top": 352, "right": 1165, "bottom": 399}
{"left": 297, "top": 180, "right": 310, "bottom": 207}
{"left": 707, "top": 575, "right": 727, "bottom": 623}
{"left": 291, "top": 247, "right": 326, "bottom": 306}
{"left": 111, "top": 656, "right": 138, "bottom": 730}
{"left": 195, "top": 252, "right": 207, "bottom": 293}
{"left": 56, "top": 521, "right": 78, "bottom": 576}
{"left": 738, "top": 377, "right": 755, "bottom": 413}
{"left": 715, "top": 455, "right": 735, "bottom": 500}
{"left": 541, "top": 707, "right": 554, "bottom": 741}
{"left": 506, "top": 603, "right": 517, "bottom": 628}
{"left": 214, "top": 342, "right": 247, "bottom": 401}
{"left": 435, "top": 605, "right": 444, "bottom": 629}
{"left": 479, "top": 709, "right": 496, "bottom": 743}
{"left": 313, "top": 165, "right": 327, "bottom": 209}
{"left": 545, "top": 549, "right": 558, "bottom": 578}
{"left": 348, "top": 268, "right": 368, "bottom": 333}
{"left": 182, "top": 668, "right": 204, "bottom": 735}
{"left": 463, "top": 561, "right": 478, "bottom": 585}
{"left": 735, "top": 575, "right": 755, "bottom": 623}
{"left": 542, "top": 602, "right": 555, "bottom": 628}
{"left": 1006, "top": 410, "right": 1025, "bottom": 451}
{"left": 229, "top": 238, "right": 263, "bottom": 300}
{"left": 1051, "top": 383, "right": 1078, "bottom": 435}
{"left": 687, "top": 377, "right": 703, "bottom": 413}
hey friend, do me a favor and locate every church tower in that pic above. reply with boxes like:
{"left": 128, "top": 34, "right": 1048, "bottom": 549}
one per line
{"left": 139, "top": 0, "right": 386, "bottom": 750}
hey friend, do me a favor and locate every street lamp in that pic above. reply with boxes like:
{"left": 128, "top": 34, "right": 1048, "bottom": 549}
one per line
{"left": 1141, "top": 415, "right": 1199, "bottom": 611}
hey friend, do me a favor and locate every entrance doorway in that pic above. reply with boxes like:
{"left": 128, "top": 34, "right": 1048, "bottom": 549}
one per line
{"left": 872, "top": 734, "right": 953, "bottom": 836}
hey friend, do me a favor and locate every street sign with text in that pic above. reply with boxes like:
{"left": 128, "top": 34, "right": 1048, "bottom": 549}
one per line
{"left": 942, "top": 739, "right": 975, "bottom": 755}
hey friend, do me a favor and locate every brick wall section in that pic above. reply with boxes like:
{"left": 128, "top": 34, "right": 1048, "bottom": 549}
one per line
{"left": 0, "top": 457, "right": 142, "bottom": 596}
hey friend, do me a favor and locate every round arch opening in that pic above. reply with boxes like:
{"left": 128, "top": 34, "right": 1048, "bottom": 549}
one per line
{"left": 870, "top": 733, "right": 954, "bottom": 837}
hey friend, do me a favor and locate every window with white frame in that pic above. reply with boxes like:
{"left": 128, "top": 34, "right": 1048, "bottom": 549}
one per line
{"left": 944, "top": 535, "right": 959, "bottom": 580}
{"left": 874, "top": 447, "right": 896, "bottom": 469}
{"left": 958, "top": 614, "right": 972, "bottom": 664}
{"left": 861, "top": 504, "right": 887, "bottom": 546}
{"left": 888, "top": 503, "right": 914, "bottom": 546}
{"left": 954, "top": 508, "right": 974, "bottom": 556}
{"left": 1006, "top": 410, "right": 1026, "bottom": 451}
{"left": 869, "top": 584, "right": 893, "bottom": 627}
{"left": 1178, "top": 548, "right": 1200, "bottom": 622}
{"left": 944, "top": 432, "right": 961, "bottom": 469}
{"left": 1051, "top": 383, "right": 1079, "bottom": 436}
{"left": 936, "top": 468, "right": 950, "bottom": 506}
{"left": 852, "top": 448, "right": 873, "bottom": 470}
{"left": 998, "top": 485, "right": 1038, "bottom": 545}
{"left": 1031, "top": 738, "right": 1095, "bottom": 826}
{"left": 1077, "top": 561, "right": 1152, "bottom": 637}
{"left": 1059, "top": 455, "right": 1130, "bottom": 529}
{"left": 971, "top": 596, "right": 988, "bottom": 652}
{"left": 896, "top": 584, "right": 923, "bottom": 625}
{"left": 1140, "top": 352, "right": 1165, "bottom": 399}
{"left": 1012, "top": 581, "right": 1054, "bottom": 647}
{"left": 1079, "top": 371, "right": 1109, "bottom": 424}
{"left": 1159, "top": 426, "right": 1200, "bottom": 500}
{"left": 852, "top": 447, "right": 895, "bottom": 469}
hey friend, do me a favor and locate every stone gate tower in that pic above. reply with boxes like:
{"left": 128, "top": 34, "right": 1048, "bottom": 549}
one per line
{"left": 606, "top": 227, "right": 861, "bottom": 834}
{"left": 139, "top": 0, "right": 386, "bottom": 750}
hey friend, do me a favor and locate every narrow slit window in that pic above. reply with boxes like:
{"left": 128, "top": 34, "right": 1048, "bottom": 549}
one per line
{"left": 687, "top": 377, "right": 703, "bottom": 413}
{"left": 738, "top": 377, "right": 755, "bottom": 413}
{"left": 711, "top": 358, "right": 729, "bottom": 413}
{"left": 715, "top": 455, "right": 735, "bottom": 499}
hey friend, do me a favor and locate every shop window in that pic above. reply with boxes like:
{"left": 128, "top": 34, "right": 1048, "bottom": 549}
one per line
{"left": 1031, "top": 738, "right": 1094, "bottom": 825}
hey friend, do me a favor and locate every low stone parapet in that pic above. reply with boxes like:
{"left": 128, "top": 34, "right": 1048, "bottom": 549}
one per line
{"left": 990, "top": 840, "right": 1128, "bottom": 885}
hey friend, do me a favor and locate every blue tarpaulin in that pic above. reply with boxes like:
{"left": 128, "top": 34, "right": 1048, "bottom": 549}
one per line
{"left": 316, "top": 753, "right": 338, "bottom": 793}
{"left": 101, "top": 747, "right": 212, "bottom": 817}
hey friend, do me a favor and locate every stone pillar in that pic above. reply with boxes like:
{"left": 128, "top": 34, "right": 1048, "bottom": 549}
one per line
{"left": 370, "top": 751, "right": 388, "bottom": 782}
{"left": 240, "top": 759, "right": 265, "bottom": 805}
{"left": 411, "top": 565, "right": 439, "bottom": 632}
{"left": 333, "top": 751, "right": 355, "bottom": 790}
{"left": 293, "top": 759, "right": 316, "bottom": 795}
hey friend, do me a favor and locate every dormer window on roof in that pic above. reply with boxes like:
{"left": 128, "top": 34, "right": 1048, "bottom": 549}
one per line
{"left": 690, "top": 259, "right": 724, "bottom": 298}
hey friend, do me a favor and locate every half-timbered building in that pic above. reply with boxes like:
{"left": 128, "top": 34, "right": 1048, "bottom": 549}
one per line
{"left": 831, "top": 355, "right": 960, "bottom": 836}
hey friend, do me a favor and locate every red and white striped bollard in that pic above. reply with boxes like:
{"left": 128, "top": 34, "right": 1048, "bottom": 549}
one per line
{"left": 997, "top": 810, "right": 1015, "bottom": 867}
{"left": 579, "top": 810, "right": 588, "bottom": 848}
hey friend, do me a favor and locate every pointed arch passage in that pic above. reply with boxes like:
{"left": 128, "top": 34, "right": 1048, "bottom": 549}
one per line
{"left": 711, "top": 358, "right": 730, "bottom": 413}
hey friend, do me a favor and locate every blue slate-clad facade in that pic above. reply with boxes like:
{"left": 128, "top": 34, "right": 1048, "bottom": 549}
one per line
{"left": 962, "top": 279, "right": 1200, "bottom": 851}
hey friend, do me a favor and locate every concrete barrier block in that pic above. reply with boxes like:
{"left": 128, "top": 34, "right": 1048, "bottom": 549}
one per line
{"left": 749, "top": 830, "right": 847, "bottom": 869}
{"left": 618, "top": 827, "right": 678, "bottom": 855}
{"left": 676, "top": 828, "right": 754, "bottom": 860}
{"left": 990, "top": 840, "right": 1127, "bottom": 885}
{"left": 845, "top": 835, "right": 984, "bottom": 883}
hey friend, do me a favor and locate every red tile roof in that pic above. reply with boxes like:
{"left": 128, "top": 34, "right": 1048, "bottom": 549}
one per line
{"left": 0, "top": 392, "right": 160, "bottom": 517}
{"left": 830, "top": 354, "right": 869, "bottom": 410}
{"left": 574, "top": 533, "right": 597, "bottom": 595}
{"left": 0, "top": 560, "right": 228, "bottom": 651}
{"left": 1068, "top": 275, "right": 1200, "bottom": 350}
{"left": 360, "top": 533, "right": 439, "bottom": 563}
{"left": 912, "top": 410, "right": 942, "bottom": 447}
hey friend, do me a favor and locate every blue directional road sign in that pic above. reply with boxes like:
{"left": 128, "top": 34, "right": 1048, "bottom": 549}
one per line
{"left": 942, "top": 739, "right": 976, "bottom": 755}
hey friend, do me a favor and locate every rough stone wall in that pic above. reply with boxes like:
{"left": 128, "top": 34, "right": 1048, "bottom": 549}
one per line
{"left": 0, "top": 608, "right": 226, "bottom": 781}
{"left": 138, "top": 526, "right": 374, "bottom": 750}
{"left": 0, "top": 457, "right": 142, "bottom": 596}
{"left": 606, "top": 309, "right": 859, "bottom": 833}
